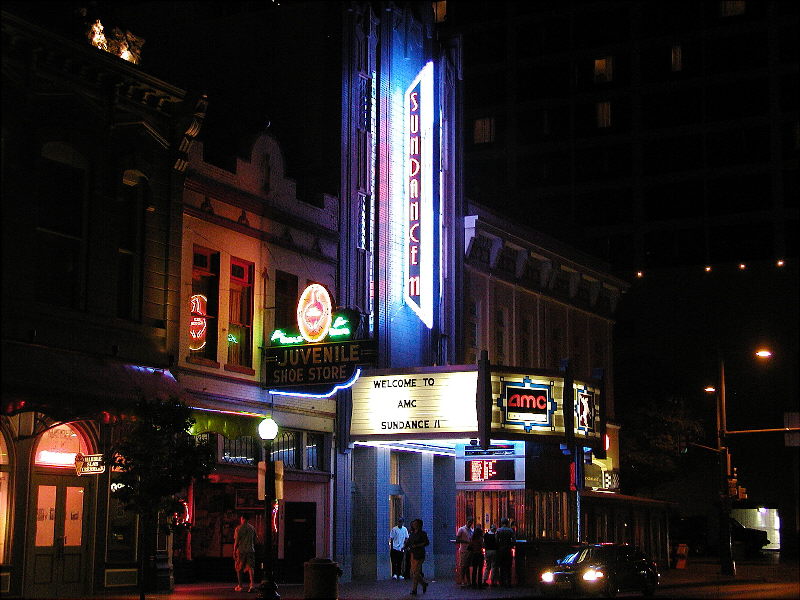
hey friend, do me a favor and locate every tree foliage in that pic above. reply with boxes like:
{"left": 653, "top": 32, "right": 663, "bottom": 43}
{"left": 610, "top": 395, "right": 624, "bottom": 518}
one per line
{"left": 619, "top": 394, "right": 704, "bottom": 494}
{"left": 107, "top": 396, "right": 215, "bottom": 518}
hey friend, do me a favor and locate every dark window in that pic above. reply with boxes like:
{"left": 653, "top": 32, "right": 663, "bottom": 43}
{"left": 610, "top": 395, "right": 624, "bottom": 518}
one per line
{"left": 228, "top": 258, "right": 254, "bottom": 367}
{"left": 190, "top": 246, "right": 219, "bottom": 361}
{"left": 644, "top": 181, "right": 704, "bottom": 220}
{"left": 35, "top": 142, "right": 87, "bottom": 307}
{"left": 305, "top": 433, "right": 325, "bottom": 471}
{"left": 274, "top": 270, "right": 298, "bottom": 331}
{"left": 469, "top": 235, "right": 492, "bottom": 265}
{"left": 707, "top": 174, "right": 772, "bottom": 216}
{"left": 222, "top": 435, "right": 260, "bottom": 466}
{"left": 273, "top": 430, "right": 301, "bottom": 470}
{"left": 116, "top": 171, "right": 146, "bottom": 320}
{"left": 710, "top": 223, "right": 773, "bottom": 262}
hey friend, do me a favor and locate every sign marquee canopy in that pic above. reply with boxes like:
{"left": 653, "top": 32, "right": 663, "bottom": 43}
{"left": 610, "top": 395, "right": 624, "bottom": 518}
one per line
{"left": 350, "top": 365, "right": 603, "bottom": 445}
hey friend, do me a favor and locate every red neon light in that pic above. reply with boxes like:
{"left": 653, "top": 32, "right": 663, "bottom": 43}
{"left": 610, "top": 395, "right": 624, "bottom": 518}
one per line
{"left": 272, "top": 500, "right": 279, "bottom": 533}
{"left": 189, "top": 294, "right": 208, "bottom": 351}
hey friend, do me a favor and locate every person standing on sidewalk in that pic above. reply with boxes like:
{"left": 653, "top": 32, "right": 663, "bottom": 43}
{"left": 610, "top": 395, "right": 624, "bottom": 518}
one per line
{"left": 495, "top": 517, "right": 515, "bottom": 587}
{"left": 482, "top": 524, "right": 498, "bottom": 586}
{"left": 389, "top": 517, "right": 410, "bottom": 579}
{"left": 233, "top": 514, "right": 257, "bottom": 593}
{"left": 467, "top": 525, "right": 485, "bottom": 588}
{"left": 455, "top": 517, "right": 474, "bottom": 585}
{"left": 406, "top": 518, "right": 430, "bottom": 595}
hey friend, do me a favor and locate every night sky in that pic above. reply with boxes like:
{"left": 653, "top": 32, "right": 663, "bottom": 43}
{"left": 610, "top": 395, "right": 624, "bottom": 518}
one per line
{"left": 6, "top": 1, "right": 798, "bottom": 510}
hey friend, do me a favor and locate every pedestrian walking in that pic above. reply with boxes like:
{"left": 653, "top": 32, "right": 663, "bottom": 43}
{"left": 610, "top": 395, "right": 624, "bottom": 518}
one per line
{"left": 467, "top": 524, "right": 485, "bottom": 588}
{"left": 233, "top": 514, "right": 257, "bottom": 593}
{"left": 495, "top": 517, "right": 515, "bottom": 587}
{"left": 389, "top": 517, "right": 410, "bottom": 579}
{"left": 483, "top": 523, "right": 498, "bottom": 586}
{"left": 455, "top": 517, "right": 474, "bottom": 585}
{"left": 405, "top": 518, "right": 430, "bottom": 595}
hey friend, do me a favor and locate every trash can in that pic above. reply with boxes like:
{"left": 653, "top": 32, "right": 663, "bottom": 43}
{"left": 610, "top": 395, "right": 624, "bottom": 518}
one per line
{"left": 304, "top": 558, "right": 341, "bottom": 599}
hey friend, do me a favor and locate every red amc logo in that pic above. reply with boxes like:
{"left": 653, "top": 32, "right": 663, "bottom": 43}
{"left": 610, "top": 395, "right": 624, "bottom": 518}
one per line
{"left": 507, "top": 393, "right": 548, "bottom": 410}
{"left": 504, "top": 382, "right": 552, "bottom": 425}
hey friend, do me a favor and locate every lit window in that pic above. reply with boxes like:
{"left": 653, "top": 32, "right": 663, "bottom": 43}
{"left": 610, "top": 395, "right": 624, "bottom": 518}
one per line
{"left": 433, "top": 1, "right": 447, "bottom": 23}
{"left": 190, "top": 246, "right": 219, "bottom": 362}
{"left": 671, "top": 44, "right": 683, "bottom": 72}
{"left": 473, "top": 117, "right": 495, "bottom": 144}
{"left": 594, "top": 57, "right": 613, "bottom": 83}
{"left": 222, "top": 435, "right": 259, "bottom": 466}
{"left": 596, "top": 101, "right": 612, "bottom": 128}
{"left": 227, "top": 258, "right": 254, "bottom": 368}
{"left": 0, "top": 434, "right": 10, "bottom": 563}
{"left": 719, "top": 1, "right": 745, "bottom": 17}
{"left": 305, "top": 433, "right": 325, "bottom": 471}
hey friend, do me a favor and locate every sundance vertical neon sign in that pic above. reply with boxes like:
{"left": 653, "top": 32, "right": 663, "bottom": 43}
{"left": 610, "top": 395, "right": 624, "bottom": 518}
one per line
{"left": 404, "top": 62, "right": 434, "bottom": 328}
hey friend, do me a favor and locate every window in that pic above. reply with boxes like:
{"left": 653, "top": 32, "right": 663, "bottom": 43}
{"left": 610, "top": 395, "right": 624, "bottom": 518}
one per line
{"left": 594, "top": 57, "right": 613, "bottom": 83}
{"left": 227, "top": 258, "right": 254, "bottom": 369}
{"left": 35, "top": 142, "right": 87, "bottom": 307}
{"left": 596, "top": 101, "right": 612, "bottom": 128}
{"left": 495, "top": 309, "right": 507, "bottom": 363}
{"left": 273, "top": 430, "right": 301, "bottom": 469}
{"left": 190, "top": 246, "right": 219, "bottom": 362}
{"left": 305, "top": 433, "right": 325, "bottom": 471}
{"left": 116, "top": 170, "right": 146, "bottom": 320}
{"left": 671, "top": 44, "right": 683, "bottom": 72}
{"left": 433, "top": 1, "right": 447, "bottom": 23}
{"left": 470, "top": 235, "right": 492, "bottom": 264}
{"left": 222, "top": 435, "right": 260, "bottom": 466}
{"left": 467, "top": 299, "right": 480, "bottom": 351}
{"left": 720, "top": 1, "right": 745, "bottom": 17}
{"left": 274, "top": 270, "right": 298, "bottom": 331}
{"left": 473, "top": 117, "right": 496, "bottom": 144}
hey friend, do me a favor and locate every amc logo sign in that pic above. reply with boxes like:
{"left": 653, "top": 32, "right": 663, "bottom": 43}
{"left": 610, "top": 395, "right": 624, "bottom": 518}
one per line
{"left": 504, "top": 381, "right": 553, "bottom": 426}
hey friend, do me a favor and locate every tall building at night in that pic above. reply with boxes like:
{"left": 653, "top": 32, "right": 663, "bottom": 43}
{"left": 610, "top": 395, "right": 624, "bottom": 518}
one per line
{"left": 449, "top": 1, "right": 798, "bottom": 274}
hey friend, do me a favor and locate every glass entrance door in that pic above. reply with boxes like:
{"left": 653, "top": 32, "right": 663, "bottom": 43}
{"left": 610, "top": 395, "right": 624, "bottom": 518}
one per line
{"left": 26, "top": 475, "right": 90, "bottom": 598}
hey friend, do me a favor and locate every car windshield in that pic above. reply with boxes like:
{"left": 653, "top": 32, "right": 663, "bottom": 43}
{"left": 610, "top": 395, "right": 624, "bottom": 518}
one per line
{"left": 560, "top": 547, "right": 615, "bottom": 564}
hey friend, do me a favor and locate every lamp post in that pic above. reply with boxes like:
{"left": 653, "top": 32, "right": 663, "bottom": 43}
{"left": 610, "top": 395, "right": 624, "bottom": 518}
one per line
{"left": 258, "top": 417, "right": 280, "bottom": 600}
{"left": 704, "top": 349, "right": 775, "bottom": 577}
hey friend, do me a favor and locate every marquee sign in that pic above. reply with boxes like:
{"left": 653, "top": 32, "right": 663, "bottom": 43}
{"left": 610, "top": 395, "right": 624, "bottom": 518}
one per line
{"left": 350, "top": 369, "right": 478, "bottom": 437}
{"left": 404, "top": 62, "right": 434, "bottom": 329}
{"left": 503, "top": 378, "right": 556, "bottom": 428}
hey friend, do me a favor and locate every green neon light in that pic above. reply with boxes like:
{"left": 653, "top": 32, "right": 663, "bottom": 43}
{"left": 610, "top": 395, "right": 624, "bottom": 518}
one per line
{"left": 270, "top": 315, "right": 352, "bottom": 345}
{"left": 227, "top": 333, "right": 238, "bottom": 343}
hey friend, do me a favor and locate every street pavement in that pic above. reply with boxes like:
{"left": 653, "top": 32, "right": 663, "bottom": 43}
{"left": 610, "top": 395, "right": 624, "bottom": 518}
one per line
{"left": 81, "top": 554, "right": 799, "bottom": 600}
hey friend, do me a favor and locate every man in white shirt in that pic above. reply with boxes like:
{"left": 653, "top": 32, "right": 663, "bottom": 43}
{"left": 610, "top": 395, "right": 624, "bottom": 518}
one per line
{"left": 389, "top": 517, "right": 410, "bottom": 579}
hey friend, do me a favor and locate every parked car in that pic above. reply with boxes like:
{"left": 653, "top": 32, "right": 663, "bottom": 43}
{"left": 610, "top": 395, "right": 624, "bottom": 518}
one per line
{"left": 730, "top": 518, "right": 769, "bottom": 556}
{"left": 540, "top": 543, "right": 659, "bottom": 597}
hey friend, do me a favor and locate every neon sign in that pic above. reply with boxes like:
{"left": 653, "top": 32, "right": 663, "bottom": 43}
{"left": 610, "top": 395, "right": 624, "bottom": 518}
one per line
{"left": 503, "top": 378, "right": 555, "bottom": 428}
{"left": 296, "top": 283, "right": 333, "bottom": 343}
{"left": 189, "top": 294, "right": 208, "bottom": 351}
{"left": 404, "top": 62, "right": 434, "bottom": 328}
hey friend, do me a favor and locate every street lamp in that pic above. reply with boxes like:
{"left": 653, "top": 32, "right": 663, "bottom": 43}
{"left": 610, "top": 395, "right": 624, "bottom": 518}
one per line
{"left": 258, "top": 417, "right": 280, "bottom": 600}
{"left": 704, "top": 348, "right": 774, "bottom": 577}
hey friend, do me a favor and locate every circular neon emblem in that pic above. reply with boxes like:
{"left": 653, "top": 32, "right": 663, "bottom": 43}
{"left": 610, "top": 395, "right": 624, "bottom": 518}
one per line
{"left": 296, "top": 284, "right": 332, "bottom": 343}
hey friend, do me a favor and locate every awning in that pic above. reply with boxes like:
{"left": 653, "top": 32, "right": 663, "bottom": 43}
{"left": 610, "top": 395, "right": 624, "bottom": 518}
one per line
{"left": 2, "top": 341, "right": 187, "bottom": 420}
{"left": 580, "top": 490, "right": 674, "bottom": 508}
{"left": 189, "top": 408, "right": 262, "bottom": 440}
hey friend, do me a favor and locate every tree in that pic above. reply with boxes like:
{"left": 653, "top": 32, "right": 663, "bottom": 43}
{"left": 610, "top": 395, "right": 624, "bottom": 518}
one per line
{"left": 619, "top": 393, "right": 704, "bottom": 495}
{"left": 107, "top": 397, "right": 215, "bottom": 600}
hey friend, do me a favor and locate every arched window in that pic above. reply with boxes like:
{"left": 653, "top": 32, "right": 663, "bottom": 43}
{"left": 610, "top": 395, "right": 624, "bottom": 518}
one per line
{"left": 34, "top": 423, "right": 90, "bottom": 468}
{"left": 35, "top": 142, "right": 88, "bottom": 307}
{"left": 0, "top": 433, "right": 10, "bottom": 563}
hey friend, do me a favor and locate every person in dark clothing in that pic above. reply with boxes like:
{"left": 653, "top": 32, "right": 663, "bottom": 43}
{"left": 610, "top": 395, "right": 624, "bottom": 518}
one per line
{"left": 467, "top": 525, "right": 485, "bottom": 588}
{"left": 405, "top": 518, "right": 430, "bottom": 595}
{"left": 482, "top": 524, "right": 498, "bottom": 585}
{"left": 495, "top": 517, "right": 515, "bottom": 587}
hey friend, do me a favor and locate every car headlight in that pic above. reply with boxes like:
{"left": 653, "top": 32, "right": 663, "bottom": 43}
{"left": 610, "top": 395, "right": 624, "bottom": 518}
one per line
{"left": 582, "top": 568, "right": 604, "bottom": 581}
{"left": 541, "top": 571, "right": 555, "bottom": 583}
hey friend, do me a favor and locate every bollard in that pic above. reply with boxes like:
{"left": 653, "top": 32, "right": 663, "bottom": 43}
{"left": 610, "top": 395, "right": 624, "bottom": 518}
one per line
{"left": 304, "top": 558, "right": 341, "bottom": 599}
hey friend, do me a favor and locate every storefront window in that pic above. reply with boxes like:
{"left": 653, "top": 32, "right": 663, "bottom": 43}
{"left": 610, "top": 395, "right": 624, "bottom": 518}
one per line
{"left": 34, "top": 423, "right": 89, "bottom": 468}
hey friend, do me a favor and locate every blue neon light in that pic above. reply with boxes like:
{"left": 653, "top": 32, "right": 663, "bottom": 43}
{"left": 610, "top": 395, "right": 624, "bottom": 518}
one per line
{"left": 268, "top": 368, "right": 362, "bottom": 399}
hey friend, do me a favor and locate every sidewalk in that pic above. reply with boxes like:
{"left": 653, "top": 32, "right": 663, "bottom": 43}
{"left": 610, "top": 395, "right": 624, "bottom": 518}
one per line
{"left": 82, "top": 556, "right": 799, "bottom": 600}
